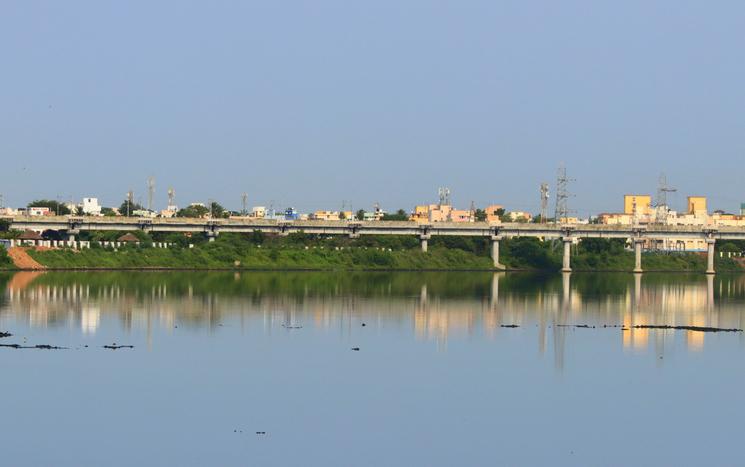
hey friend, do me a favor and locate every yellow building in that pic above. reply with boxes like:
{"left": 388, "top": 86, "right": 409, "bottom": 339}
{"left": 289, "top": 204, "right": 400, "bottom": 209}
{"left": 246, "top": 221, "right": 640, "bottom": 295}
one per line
{"left": 623, "top": 195, "right": 652, "bottom": 216}
{"left": 687, "top": 196, "right": 707, "bottom": 216}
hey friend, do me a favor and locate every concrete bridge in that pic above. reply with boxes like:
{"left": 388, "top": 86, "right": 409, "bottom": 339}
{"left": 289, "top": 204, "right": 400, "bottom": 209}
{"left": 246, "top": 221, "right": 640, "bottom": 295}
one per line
{"left": 4, "top": 216, "right": 745, "bottom": 274}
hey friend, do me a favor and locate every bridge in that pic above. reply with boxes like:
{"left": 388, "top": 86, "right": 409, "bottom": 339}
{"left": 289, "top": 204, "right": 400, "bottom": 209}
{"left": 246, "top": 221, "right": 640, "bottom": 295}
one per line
{"left": 4, "top": 216, "right": 745, "bottom": 274}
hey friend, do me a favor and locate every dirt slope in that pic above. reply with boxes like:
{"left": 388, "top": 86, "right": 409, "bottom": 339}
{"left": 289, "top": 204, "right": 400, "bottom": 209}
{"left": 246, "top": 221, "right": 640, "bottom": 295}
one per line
{"left": 7, "top": 247, "right": 46, "bottom": 270}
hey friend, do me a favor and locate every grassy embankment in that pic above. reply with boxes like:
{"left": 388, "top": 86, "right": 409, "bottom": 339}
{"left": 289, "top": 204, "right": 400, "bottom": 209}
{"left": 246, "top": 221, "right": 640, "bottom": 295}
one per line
{"left": 21, "top": 232, "right": 745, "bottom": 272}
{"left": 0, "top": 247, "right": 13, "bottom": 269}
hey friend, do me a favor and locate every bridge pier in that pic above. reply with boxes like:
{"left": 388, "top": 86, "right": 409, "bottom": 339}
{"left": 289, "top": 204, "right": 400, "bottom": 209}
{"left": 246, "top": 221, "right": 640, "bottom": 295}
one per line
{"left": 206, "top": 231, "right": 218, "bottom": 242}
{"left": 67, "top": 229, "right": 80, "bottom": 242}
{"left": 706, "top": 239, "right": 716, "bottom": 274}
{"left": 561, "top": 237, "right": 572, "bottom": 273}
{"left": 633, "top": 239, "right": 644, "bottom": 273}
{"left": 420, "top": 234, "right": 430, "bottom": 252}
{"left": 491, "top": 236, "right": 505, "bottom": 270}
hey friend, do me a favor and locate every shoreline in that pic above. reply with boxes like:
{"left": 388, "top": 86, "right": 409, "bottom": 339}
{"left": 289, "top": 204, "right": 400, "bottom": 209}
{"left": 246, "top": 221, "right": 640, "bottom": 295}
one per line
{"left": 0, "top": 266, "right": 737, "bottom": 274}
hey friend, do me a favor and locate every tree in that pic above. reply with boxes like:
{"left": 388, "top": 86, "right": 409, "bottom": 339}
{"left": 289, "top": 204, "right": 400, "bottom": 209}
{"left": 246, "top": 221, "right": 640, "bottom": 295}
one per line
{"left": 208, "top": 201, "right": 228, "bottom": 218}
{"left": 119, "top": 199, "right": 145, "bottom": 217}
{"left": 28, "top": 199, "right": 71, "bottom": 216}
{"left": 177, "top": 205, "right": 209, "bottom": 218}
{"left": 356, "top": 209, "right": 366, "bottom": 221}
{"left": 382, "top": 209, "right": 409, "bottom": 221}
{"left": 101, "top": 207, "right": 117, "bottom": 217}
{"left": 474, "top": 209, "right": 487, "bottom": 222}
{"left": 339, "top": 211, "right": 346, "bottom": 220}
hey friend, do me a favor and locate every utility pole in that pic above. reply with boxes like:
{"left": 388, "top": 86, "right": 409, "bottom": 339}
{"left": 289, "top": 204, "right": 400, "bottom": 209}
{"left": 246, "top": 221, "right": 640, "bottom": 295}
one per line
{"left": 241, "top": 193, "right": 248, "bottom": 216}
{"left": 540, "top": 182, "right": 549, "bottom": 223}
{"left": 553, "top": 164, "right": 574, "bottom": 224}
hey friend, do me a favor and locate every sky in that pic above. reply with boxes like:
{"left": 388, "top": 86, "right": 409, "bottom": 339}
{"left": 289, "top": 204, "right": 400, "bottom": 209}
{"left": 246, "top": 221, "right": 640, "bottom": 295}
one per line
{"left": 1, "top": 0, "right": 744, "bottom": 217}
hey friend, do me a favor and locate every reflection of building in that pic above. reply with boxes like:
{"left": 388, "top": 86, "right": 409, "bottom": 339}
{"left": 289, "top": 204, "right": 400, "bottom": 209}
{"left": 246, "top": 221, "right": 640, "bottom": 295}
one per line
{"left": 2, "top": 272, "right": 742, "bottom": 364}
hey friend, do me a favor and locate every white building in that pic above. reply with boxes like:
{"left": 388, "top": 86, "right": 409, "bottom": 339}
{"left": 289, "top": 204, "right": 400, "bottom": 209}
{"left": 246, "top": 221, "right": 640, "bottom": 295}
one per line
{"left": 82, "top": 197, "right": 102, "bottom": 216}
{"left": 28, "top": 207, "right": 51, "bottom": 216}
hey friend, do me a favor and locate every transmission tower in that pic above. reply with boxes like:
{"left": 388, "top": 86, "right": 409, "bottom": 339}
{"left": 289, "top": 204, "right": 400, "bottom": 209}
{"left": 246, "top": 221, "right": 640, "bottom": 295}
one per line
{"left": 553, "top": 165, "right": 574, "bottom": 223}
{"left": 0, "top": 193, "right": 4, "bottom": 209}
{"left": 540, "top": 182, "right": 549, "bottom": 223}
{"left": 654, "top": 173, "right": 676, "bottom": 223}
{"left": 167, "top": 188, "right": 176, "bottom": 209}
{"left": 438, "top": 187, "right": 451, "bottom": 207}
{"left": 147, "top": 176, "right": 155, "bottom": 211}
{"left": 241, "top": 193, "right": 248, "bottom": 216}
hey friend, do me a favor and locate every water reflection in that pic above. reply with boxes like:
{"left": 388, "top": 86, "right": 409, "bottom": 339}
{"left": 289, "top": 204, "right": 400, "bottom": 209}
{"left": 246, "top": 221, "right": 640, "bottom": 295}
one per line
{"left": 2, "top": 271, "right": 745, "bottom": 367}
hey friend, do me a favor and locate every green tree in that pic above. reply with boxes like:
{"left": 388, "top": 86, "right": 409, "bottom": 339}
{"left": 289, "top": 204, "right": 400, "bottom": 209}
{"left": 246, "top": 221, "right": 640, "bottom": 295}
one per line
{"left": 101, "top": 207, "right": 117, "bottom": 217}
{"left": 119, "top": 200, "right": 145, "bottom": 217}
{"left": 474, "top": 209, "right": 487, "bottom": 222}
{"left": 356, "top": 209, "right": 366, "bottom": 221}
{"left": 28, "top": 199, "right": 71, "bottom": 215}
{"left": 381, "top": 209, "right": 409, "bottom": 221}
{"left": 339, "top": 211, "right": 346, "bottom": 220}
{"left": 177, "top": 205, "right": 210, "bottom": 218}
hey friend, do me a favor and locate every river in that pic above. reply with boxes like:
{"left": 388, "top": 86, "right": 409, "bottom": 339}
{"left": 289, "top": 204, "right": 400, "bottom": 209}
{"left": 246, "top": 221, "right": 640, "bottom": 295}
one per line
{"left": 1, "top": 271, "right": 744, "bottom": 466}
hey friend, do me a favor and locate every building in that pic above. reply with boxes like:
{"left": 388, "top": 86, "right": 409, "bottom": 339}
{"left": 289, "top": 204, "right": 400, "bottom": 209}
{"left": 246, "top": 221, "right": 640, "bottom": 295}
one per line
{"left": 28, "top": 207, "right": 51, "bottom": 217}
{"left": 687, "top": 196, "right": 707, "bottom": 216}
{"left": 505, "top": 211, "right": 533, "bottom": 222}
{"left": 410, "top": 204, "right": 473, "bottom": 223}
{"left": 740, "top": 203, "right": 745, "bottom": 216}
{"left": 81, "top": 197, "right": 102, "bottom": 216}
{"left": 251, "top": 206, "right": 266, "bottom": 218}
{"left": 623, "top": 195, "right": 652, "bottom": 216}
{"left": 284, "top": 207, "right": 299, "bottom": 220}
{"left": 484, "top": 205, "right": 504, "bottom": 223}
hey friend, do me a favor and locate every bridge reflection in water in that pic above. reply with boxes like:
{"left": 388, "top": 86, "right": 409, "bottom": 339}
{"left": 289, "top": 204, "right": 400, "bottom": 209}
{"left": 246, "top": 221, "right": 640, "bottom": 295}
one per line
{"left": 1, "top": 271, "right": 744, "bottom": 368}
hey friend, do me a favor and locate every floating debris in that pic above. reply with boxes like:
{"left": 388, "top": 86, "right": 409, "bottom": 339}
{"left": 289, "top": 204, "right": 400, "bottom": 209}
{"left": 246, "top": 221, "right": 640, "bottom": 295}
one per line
{"left": 103, "top": 344, "right": 135, "bottom": 349}
{"left": 0, "top": 344, "right": 66, "bottom": 350}
{"left": 282, "top": 324, "right": 303, "bottom": 329}
{"left": 361, "top": 323, "right": 366, "bottom": 327}
{"left": 0, "top": 332, "right": 12, "bottom": 338}
{"left": 556, "top": 324, "right": 596, "bottom": 329}
{"left": 256, "top": 431, "right": 266, "bottom": 435}
{"left": 351, "top": 347, "right": 360, "bottom": 351}
{"left": 500, "top": 324, "right": 520, "bottom": 328}
{"left": 633, "top": 325, "right": 742, "bottom": 333}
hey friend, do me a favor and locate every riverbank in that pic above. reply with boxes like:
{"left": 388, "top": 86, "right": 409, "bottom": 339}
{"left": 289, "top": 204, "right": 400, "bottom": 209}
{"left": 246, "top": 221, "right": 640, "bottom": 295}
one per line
{"left": 7, "top": 234, "right": 743, "bottom": 272}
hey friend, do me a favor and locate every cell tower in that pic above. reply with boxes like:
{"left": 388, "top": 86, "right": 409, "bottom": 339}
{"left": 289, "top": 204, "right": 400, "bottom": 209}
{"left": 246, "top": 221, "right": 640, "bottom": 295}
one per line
{"left": 167, "top": 187, "right": 176, "bottom": 209}
{"left": 147, "top": 176, "right": 155, "bottom": 211}
{"left": 553, "top": 165, "right": 574, "bottom": 223}
{"left": 126, "top": 190, "right": 134, "bottom": 216}
{"left": 655, "top": 173, "right": 676, "bottom": 223}
{"left": 469, "top": 200, "right": 476, "bottom": 221}
{"left": 241, "top": 193, "right": 248, "bottom": 216}
{"left": 540, "top": 182, "right": 549, "bottom": 223}
{"left": 0, "top": 193, "right": 4, "bottom": 209}
{"left": 438, "top": 187, "right": 451, "bottom": 207}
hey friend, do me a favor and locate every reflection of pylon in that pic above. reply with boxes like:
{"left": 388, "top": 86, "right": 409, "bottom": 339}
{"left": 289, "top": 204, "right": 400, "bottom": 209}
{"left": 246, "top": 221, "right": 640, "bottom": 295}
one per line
{"left": 553, "top": 164, "right": 574, "bottom": 223}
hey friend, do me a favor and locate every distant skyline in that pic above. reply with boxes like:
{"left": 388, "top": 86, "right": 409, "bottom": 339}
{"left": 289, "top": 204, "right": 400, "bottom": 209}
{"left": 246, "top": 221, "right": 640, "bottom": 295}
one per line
{"left": 2, "top": 1, "right": 744, "bottom": 217}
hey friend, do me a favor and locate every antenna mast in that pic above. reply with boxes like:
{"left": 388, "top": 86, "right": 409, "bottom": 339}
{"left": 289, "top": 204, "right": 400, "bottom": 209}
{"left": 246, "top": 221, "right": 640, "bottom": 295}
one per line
{"left": 241, "top": 193, "right": 248, "bottom": 216}
{"left": 540, "top": 182, "right": 549, "bottom": 223}
{"left": 147, "top": 176, "right": 155, "bottom": 212}
{"left": 167, "top": 187, "right": 176, "bottom": 209}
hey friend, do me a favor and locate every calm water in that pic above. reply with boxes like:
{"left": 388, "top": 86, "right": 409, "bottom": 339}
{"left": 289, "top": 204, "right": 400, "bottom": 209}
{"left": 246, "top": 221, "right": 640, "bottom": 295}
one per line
{"left": 2, "top": 271, "right": 745, "bottom": 466}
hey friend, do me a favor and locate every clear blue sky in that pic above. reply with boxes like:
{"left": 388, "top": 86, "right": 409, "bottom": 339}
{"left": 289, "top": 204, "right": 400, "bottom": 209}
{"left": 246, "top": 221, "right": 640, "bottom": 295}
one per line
{"left": 1, "top": 1, "right": 743, "bottom": 216}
